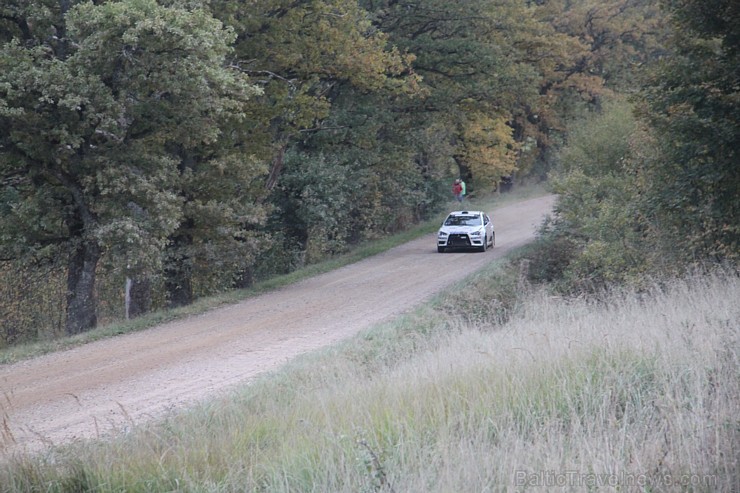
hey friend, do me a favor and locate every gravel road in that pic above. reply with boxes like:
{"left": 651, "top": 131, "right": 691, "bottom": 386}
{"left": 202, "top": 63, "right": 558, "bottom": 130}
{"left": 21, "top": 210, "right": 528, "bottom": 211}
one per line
{"left": 0, "top": 195, "right": 555, "bottom": 455}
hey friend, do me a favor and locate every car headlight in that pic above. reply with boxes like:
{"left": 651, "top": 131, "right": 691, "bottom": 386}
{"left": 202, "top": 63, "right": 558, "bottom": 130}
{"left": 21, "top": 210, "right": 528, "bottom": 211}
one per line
{"left": 470, "top": 230, "right": 482, "bottom": 236}
{"left": 438, "top": 231, "right": 448, "bottom": 237}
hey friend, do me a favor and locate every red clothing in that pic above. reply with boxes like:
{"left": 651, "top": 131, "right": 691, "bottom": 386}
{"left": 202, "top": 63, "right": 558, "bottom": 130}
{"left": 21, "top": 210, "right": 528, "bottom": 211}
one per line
{"left": 452, "top": 182, "right": 462, "bottom": 194}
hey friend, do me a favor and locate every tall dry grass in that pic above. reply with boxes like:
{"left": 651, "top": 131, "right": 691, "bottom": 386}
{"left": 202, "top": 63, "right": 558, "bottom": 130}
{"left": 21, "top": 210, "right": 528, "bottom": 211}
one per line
{"left": 1, "top": 268, "right": 737, "bottom": 492}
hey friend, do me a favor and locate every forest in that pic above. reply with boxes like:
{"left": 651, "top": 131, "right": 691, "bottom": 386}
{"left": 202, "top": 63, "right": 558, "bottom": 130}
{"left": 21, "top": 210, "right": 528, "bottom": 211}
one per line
{"left": 1, "top": 0, "right": 737, "bottom": 345}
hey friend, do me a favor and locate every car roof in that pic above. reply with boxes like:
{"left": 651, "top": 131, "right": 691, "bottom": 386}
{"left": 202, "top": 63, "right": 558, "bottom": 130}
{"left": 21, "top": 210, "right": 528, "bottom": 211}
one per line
{"left": 447, "top": 210, "right": 484, "bottom": 216}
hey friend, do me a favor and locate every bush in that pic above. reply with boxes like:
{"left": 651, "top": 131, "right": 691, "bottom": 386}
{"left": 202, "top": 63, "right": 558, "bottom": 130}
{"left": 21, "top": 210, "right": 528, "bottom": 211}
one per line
{"left": 544, "top": 98, "right": 655, "bottom": 293}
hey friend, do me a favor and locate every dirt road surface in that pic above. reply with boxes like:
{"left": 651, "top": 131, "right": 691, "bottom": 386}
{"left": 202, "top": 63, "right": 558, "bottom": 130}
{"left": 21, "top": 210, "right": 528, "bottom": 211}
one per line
{"left": 0, "top": 195, "right": 555, "bottom": 455}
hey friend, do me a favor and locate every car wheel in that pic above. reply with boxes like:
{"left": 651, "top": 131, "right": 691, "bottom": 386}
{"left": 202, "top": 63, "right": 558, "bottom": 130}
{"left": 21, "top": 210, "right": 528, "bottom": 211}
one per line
{"left": 491, "top": 232, "right": 495, "bottom": 248}
{"left": 478, "top": 236, "right": 487, "bottom": 252}
{"left": 437, "top": 246, "right": 446, "bottom": 253}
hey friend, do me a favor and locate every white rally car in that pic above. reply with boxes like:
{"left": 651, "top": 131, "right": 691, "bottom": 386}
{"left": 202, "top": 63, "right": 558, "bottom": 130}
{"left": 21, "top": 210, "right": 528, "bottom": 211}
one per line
{"left": 437, "top": 210, "right": 495, "bottom": 253}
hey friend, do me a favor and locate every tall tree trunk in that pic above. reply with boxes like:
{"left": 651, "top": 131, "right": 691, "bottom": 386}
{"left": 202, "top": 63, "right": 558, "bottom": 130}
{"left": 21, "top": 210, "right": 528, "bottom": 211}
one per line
{"left": 65, "top": 240, "right": 100, "bottom": 335}
{"left": 61, "top": 176, "right": 101, "bottom": 335}
{"left": 265, "top": 143, "right": 287, "bottom": 192}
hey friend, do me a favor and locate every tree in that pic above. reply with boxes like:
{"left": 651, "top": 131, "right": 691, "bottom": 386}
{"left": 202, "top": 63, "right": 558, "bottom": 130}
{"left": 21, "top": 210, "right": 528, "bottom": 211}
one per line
{"left": 211, "top": 0, "right": 419, "bottom": 189}
{"left": 537, "top": 0, "right": 667, "bottom": 93}
{"left": 635, "top": 0, "right": 739, "bottom": 261}
{"left": 551, "top": 99, "right": 647, "bottom": 278}
{"left": 207, "top": 0, "right": 422, "bottom": 262}
{"left": 0, "top": 0, "right": 260, "bottom": 332}
{"left": 361, "top": 0, "right": 553, "bottom": 192}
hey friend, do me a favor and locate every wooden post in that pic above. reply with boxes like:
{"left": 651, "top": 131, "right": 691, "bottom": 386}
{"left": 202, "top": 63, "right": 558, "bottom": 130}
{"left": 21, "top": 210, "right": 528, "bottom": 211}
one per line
{"left": 125, "top": 277, "right": 132, "bottom": 320}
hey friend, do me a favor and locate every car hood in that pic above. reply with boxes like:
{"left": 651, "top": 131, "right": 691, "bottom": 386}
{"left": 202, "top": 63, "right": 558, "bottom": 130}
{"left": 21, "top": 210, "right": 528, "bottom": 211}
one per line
{"left": 439, "top": 225, "right": 483, "bottom": 234}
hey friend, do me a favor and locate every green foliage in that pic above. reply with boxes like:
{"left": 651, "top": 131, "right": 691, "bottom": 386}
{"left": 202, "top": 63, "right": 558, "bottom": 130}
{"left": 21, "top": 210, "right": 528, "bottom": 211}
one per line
{"left": 202, "top": 0, "right": 428, "bottom": 280}
{"left": 523, "top": 216, "right": 580, "bottom": 286}
{"left": 530, "top": 0, "right": 738, "bottom": 295}
{"left": 541, "top": 0, "right": 668, "bottom": 91}
{"left": 523, "top": 0, "right": 668, "bottom": 178}
{"left": 0, "top": 0, "right": 262, "bottom": 332}
{"left": 362, "top": 0, "right": 544, "bottom": 192}
{"left": 544, "top": 99, "right": 653, "bottom": 292}
{"left": 212, "top": 0, "right": 420, "bottom": 162}
{"left": 275, "top": 151, "right": 357, "bottom": 262}
{"left": 636, "top": 0, "right": 739, "bottom": 261}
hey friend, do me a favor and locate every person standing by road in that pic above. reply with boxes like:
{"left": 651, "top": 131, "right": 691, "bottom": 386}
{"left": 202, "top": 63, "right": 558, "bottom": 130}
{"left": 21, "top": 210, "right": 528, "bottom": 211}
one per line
{"left": 452, "top": 179, "right": 463, "bottom": 202}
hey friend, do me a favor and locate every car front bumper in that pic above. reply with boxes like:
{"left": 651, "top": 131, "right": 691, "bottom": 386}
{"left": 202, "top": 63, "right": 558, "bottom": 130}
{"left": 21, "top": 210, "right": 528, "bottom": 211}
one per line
{"left": 438, "top": 233, "right": 483, "bottom": 248}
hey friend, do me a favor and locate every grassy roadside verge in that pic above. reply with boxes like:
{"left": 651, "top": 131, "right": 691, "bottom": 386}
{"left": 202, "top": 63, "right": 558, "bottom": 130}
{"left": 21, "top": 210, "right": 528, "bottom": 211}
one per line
{"left": 2, "top": 248, "right": 737, "bottom": 491}
{"left": 0, "top": 183, "right": 548, "bottom": 365}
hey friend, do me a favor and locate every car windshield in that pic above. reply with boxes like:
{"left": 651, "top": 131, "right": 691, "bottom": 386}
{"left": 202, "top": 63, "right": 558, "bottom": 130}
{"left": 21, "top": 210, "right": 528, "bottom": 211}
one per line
{"left": 444, "top": 215, "right": 481, "bottom": 227}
